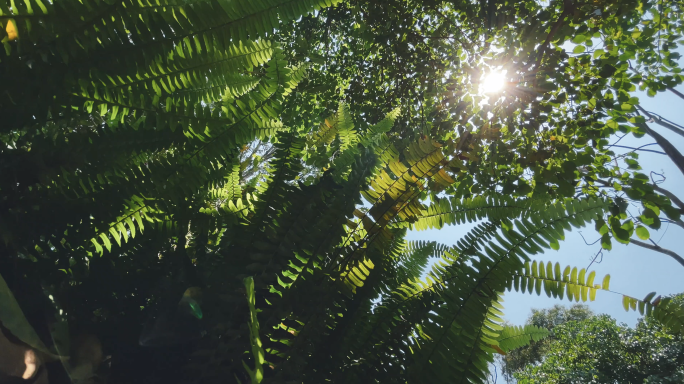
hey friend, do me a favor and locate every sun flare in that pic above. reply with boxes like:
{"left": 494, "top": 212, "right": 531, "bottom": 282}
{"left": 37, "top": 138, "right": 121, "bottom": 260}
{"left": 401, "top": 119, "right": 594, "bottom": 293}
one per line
{"left": 481, "top": 71, "right": 506, "bottom": 94}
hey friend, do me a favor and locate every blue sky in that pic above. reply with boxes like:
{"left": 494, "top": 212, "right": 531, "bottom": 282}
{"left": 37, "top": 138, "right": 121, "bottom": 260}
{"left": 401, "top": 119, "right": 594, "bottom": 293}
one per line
{"left": 406, "top": 85, "right": 684, "bottom": 328}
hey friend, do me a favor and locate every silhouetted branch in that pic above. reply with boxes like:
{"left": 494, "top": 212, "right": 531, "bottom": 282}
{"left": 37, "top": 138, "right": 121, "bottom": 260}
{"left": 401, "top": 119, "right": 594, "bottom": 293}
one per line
{"left": 635, "top": 104, "right": 684, "bottom": 139}
{"left": 634, "top": 111, "right": 684, "bottom": 178}
{"left": 669, "top": 87, "right": 684, "bottom": 101}
{"left": 630, "top": 239, "right": 684, "bottom": 268}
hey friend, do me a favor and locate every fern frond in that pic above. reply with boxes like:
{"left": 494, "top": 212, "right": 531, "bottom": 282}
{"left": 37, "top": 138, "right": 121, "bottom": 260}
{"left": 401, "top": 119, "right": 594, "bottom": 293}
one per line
{"left": 360, "top": 106, "right": 402, "bottom": 147}
{"left": 335, "top": 103, "right": 356, "bottom": 151}
{"left": 307, "top": 102, "right": 357, "bottom": 149}
{"left": 90, "top": 195, "right": 158, "bottom": 256}
{"left": 2, "top": 0, "right": 341, "bottom": 64}
{"left": 205, "top": 158, "right": 243, "bottom": 208}
{"left": 335, "top": 136, "right": 464, "bottom": 296}
{"left": 510, "top": 260, "right": 684, "bottom": 335}
{"left": 1, "top": 0, "right": 328, "bottom": 132}
{"left": 328, "top": 107, "right": 401, "bottom": 182}
{"left": 407, "top": 194, "right": 541, "bottom": 231}
{"left": 380, "top": 198, "right": 608, "bottom": 383}
{"left": 635, "top": 295, "right": 684, "bottom": 335}
{"left": 495, "top": 325, "right": 550, "bottom": 354}
{"left": 510, "top": 260, "right": 607, "bottom": 302}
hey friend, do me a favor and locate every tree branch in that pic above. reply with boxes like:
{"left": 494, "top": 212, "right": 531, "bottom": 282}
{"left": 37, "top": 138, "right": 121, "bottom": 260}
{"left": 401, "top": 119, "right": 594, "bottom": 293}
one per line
{"left": 629, "top": 239, "right": 684, "bottom": 268}
{"left": 594, "top": 178, "right": 684, "bottom": 214}
{"left": 609, "top": 144, "right": 666, "bottom": 155}
{"left": 669, "top": 87, "right": 684, "bottom": 101}
{"left": 634, "top": 112, "right": 684, "bottom": 178}
{"left": 635, "top": 105, "right": 684, "bottom": 139}
{"left": 651, "top": 184, "right": 684, "bottom": 212}
{"left": 662, "top": 218, "right": 684, "bottom": 231}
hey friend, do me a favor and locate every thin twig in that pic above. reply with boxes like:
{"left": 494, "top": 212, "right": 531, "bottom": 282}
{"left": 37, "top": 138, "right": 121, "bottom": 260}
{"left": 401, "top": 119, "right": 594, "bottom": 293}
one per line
{"left": 593, "top": 178, "right": 684, "bottom": 214}
{"left": 661, "top": 218, "right": 684, "bottom": 230}
{"left": 609, "top": 144, "right": 666, "bottom": 155}
{"left": 587, "top": 248, "right": 604, "bottom": 270}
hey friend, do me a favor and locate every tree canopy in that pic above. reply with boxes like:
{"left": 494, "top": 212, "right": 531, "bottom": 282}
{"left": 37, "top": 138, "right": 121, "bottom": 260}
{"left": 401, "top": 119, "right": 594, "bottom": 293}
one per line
{"left": 500, "top": 304, "right": 594, "bottom": 382}
{"left": 1, "top": 0, "right": 684, "bottom": 383}
{"left": 515, "top": 312, "right": 684, "bottom": 383}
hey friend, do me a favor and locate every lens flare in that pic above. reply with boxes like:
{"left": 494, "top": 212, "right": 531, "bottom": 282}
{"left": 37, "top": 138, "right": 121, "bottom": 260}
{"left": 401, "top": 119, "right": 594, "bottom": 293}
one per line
{"left": 481, "top": 71, "right": 506, "bottom": 94}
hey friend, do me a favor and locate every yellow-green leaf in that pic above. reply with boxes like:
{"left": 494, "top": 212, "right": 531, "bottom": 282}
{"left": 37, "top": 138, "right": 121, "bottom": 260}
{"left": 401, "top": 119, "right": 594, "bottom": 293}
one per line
{"left": 635, "top": 225, "right": 649, "bottom": 240}
{"left": 602, "top": 274, "right": 610, "bottom": 290}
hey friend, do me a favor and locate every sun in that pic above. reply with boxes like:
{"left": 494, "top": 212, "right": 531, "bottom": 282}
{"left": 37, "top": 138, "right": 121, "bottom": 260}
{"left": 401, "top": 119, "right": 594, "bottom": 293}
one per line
{"left": 481, "top": 70, "right": 506, "bottom": 94}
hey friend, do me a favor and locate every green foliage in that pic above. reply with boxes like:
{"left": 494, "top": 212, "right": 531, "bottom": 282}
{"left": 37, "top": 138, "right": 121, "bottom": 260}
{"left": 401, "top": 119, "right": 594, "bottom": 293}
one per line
{"left": 1, "top": 0, "right": 684, "bottom": 383}
{"left": 511, "top": 260, "right": 607, "bottom": 303}
{"left": 401, "top": 194, "right": 544, "bottom": 231}
{"left": 515, "top": 314, "right": 684, "bottom": 384}
{"left": 496, "top": 325, "right": 550, "bottom": 354}
{"left": 620, "top": 293, "right": 684, "bottom": 336}
{"left": 526, "top": 304, "right": 595, "bottom": 331}
{"left": 500, "top": 304, "right": 595, "bottom": 382}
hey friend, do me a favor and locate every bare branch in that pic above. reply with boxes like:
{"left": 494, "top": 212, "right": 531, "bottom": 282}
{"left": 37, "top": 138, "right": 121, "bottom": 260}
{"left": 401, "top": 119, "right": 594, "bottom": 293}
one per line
{"left": 661, "top": 218, "right": 684, "bottom": 231}
{"left": 634, "top": 111, "right": 684, "bottom": 178}
{"left": 609, "top": 144, "right": 666, "bottom": 155}
{"left": 635, "top": 104, "right": 684, "bottom": 139}
{"left": 669, "top": 87, "right": 684, "bottom": 101}
{"left": 630, "top": 239, "right": 684, "bottom": 268}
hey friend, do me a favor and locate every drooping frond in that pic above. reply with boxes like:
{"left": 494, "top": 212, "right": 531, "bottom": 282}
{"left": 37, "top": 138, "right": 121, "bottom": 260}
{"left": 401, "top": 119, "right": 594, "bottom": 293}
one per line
{"left": 206, "top": 158, "right": 242, "bottom": 206}
{"left": 362, "top": 137, "right": 455, "bottom": 226}
{"left": 627, "top": 295, "right": 684, "bottom": 335}
{"left": 228, "top": 149, "right": 381, "bottom": 381}
{"left": 335, "top": 103, "right": 356, "bottom": 150}
{"left": 324, "top": 197, "right": 609, "bottom": 383}
{"left": 397, "top": 240, "right": 449, "bottom": 277}
{"left": 509, "top": 261, "right": 684, "bottom": 335}
{"left": 79, "top": 40, "right": 274, "bottom": 126}
{"left": 329, "top": 136, "right": 457, "bottom": 296}
{"left": 363, "top": 239, "right": 450, "bottom": 303}
{"left": 1, "top": 0, "right": 339, "bottom": 132}
{"left": 404, "top": 198, "right": 610, "bottom": 384}
{"left": 510, "top": 260, "right": 607, "bottom": 302}
{"left": 405, "top": 194, "right": 543, "bottom": 231}
{"left": 495, "top": 325, "right": 550, "bottom": 354}
{"left": 83, "top": 49, "right": 302, "bottom": 255}
{"left": 90, "top": 195, "right": 158, "bottom": 255}
{"left": 451, "top": 222, "right": 501, "bottom": 258}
